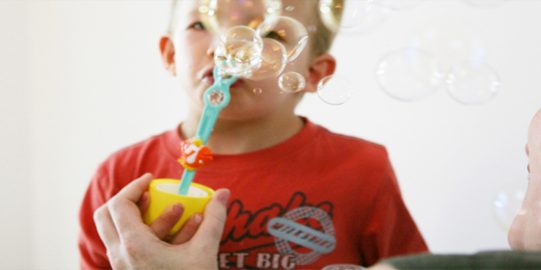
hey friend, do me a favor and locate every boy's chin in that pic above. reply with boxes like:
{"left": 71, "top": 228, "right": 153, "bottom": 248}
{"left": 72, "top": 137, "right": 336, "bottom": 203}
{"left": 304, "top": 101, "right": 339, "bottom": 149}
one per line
{"left": 216, "top": 104, "right": 272, "bottom": 122}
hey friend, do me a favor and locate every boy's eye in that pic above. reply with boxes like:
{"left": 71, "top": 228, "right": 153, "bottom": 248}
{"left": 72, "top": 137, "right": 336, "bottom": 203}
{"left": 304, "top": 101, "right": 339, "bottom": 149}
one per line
{"left": 264, "top": 30, "right": 285, "bottom": 41}
{"left": 188, "top": 21, "right": 206, "bottom": 31}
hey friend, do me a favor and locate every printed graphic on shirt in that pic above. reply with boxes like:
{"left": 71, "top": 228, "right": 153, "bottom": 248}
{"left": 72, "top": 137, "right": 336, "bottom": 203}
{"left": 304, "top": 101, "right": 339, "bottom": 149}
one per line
{"left": 218, "top": 191, "right": 336, "bottom": 269}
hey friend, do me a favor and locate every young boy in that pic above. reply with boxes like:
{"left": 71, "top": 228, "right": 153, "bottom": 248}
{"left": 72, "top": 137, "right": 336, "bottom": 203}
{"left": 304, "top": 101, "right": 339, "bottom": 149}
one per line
{"left": 79, "top": 0, "right": 428, "bottom": 269}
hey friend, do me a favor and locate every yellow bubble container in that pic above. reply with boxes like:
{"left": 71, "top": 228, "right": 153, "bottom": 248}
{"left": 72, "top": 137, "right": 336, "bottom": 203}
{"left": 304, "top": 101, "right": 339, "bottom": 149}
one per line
{"left": 143, "top": 179, "right": 215, "bottom": 235}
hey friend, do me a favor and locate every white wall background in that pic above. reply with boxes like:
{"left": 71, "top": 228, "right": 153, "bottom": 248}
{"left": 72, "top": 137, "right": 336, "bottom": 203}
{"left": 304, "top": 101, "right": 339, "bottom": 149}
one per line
{"left": 1, "top": 0, "right": 540, "bottom": 269}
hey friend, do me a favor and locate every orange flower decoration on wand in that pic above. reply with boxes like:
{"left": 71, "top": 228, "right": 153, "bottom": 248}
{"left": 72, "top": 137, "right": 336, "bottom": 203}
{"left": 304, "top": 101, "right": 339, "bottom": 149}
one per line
{"left": 178, "top": 138, "right": 213, "bottom": 171}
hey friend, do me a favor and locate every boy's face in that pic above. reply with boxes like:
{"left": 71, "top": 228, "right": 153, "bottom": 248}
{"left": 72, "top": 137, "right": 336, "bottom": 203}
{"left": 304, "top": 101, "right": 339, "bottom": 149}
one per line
{"left": 162, "top": 0, "right": 335, "bottom": 121}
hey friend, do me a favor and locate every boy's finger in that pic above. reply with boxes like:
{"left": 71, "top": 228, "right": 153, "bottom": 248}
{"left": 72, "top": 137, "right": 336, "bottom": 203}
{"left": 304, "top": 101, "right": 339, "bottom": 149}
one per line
{"left": 191, "top": 189, "right": 230, "bottom": 252}
{"left": 150, "top": 204, "right": 184, "bottom": 240}
{"left": 171, "top": 213, "right": 202, "bottom": 245}
{"left": 93, "top": 205, "right": 120, "bottom": 249}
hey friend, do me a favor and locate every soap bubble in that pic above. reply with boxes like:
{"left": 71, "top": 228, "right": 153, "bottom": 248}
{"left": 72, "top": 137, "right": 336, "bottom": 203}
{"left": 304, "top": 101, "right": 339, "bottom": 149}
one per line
{"left": 446, "top": 60, "right": 501, "bottom": 105}
{"left": 245, "top": 38, "right": 287, "bottom": 80}
{"left": 374, "top": 0, "right": 424, "bottom": 11}
{"left": 278, "top": 72, "right": 306, "bottom": 93}
{"left": 252, "top": 87, "right": 264, "bottom": 95}
{"left": 208, "top": 90, "right": 225, "bottom": 105}
{"left": 319, "top": 0, "right": 390, "bottom": 34}
{"left": 256, "top": 16, "right": 309, "bottom": 62}
{"left": 198, "top": 0, "right": 282, "bottom": 34}
{"left": 408, "top": 24, "right": 489, "bottom": 71}
{"left": 284, "top": 4, "right": 296, "bottom": 12}
{"left": 376, "top": 48, "right": 445, "bottom": 102}
{"left": 464, "top": 0, "right": 508, "bottom": 8}
{"left": 493, "top": 189, "right": 525, "bottom": 230}
{"left": 214, "top": 25, "right": 263, "bottom": 77}
{"left": 317, "top": 75, "right": 352, "bottom": 105}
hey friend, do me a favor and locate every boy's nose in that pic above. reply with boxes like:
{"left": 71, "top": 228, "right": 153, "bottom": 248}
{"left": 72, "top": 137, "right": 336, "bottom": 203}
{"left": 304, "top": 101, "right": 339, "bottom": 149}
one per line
{"left": 207, "top": 36, "right": 223, "bottom": 59}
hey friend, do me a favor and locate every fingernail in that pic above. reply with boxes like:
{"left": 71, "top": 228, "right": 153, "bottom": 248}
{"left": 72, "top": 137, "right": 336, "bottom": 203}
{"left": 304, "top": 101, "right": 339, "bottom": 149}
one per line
{"left": 193, "top": 214, "right": 202, "bottom": 224}
{"left": 216, "top": 189, "right": 230, "bottom": 206}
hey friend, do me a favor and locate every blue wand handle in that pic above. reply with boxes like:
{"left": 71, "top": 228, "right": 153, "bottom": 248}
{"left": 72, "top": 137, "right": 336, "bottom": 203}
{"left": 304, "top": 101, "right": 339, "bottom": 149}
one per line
{"left": 177, "top": 67, "right": 237, "bottom": 195}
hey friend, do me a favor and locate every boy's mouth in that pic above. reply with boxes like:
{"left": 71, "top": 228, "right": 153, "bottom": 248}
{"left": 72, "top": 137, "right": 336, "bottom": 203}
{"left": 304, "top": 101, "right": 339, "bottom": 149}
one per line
{"left": 201, "top": 68, "right": 243, "bottom": 89}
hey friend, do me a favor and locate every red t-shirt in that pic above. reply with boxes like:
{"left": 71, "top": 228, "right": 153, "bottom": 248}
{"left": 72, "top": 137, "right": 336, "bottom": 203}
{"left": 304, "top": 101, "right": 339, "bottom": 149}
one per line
{"left": 79, "top": 119, "right": 428, "bottom": 269}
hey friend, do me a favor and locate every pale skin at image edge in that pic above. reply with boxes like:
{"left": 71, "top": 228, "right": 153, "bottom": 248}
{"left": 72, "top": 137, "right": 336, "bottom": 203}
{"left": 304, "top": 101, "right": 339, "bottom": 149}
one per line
{"left": 508, "top": 108, "right": 541, "bottom": 251}
{"left": 160, "top": 0, "right": 337, "bottom": 156}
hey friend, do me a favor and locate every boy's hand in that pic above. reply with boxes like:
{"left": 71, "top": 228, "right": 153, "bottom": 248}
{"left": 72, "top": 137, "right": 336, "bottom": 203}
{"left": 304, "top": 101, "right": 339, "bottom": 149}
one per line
{"left": 509, "top": 109, "right": 541, "bottom": 250}
{"left": 93, "top": 173, "right": 230, "bottom": 269}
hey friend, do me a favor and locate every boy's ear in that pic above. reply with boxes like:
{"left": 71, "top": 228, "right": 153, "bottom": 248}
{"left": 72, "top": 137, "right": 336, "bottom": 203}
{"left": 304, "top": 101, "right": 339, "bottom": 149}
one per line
{"left": 304, "top": 53, "right": 337, "bottom": 93}
{"left": 159, "top": 35, "right": 176, "bottom": 76}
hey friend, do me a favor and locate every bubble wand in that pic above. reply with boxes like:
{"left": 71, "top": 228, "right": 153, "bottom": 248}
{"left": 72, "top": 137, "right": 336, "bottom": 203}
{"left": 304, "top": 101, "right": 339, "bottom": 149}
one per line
{"left": 177, "top": 67, "right": 238, "bottom": 195}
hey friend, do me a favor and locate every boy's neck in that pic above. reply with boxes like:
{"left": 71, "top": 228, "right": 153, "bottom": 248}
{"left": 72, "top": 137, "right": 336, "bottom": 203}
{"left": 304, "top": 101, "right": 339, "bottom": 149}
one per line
{"left": 180, "top": 113, "right": 305, "bottom": 155}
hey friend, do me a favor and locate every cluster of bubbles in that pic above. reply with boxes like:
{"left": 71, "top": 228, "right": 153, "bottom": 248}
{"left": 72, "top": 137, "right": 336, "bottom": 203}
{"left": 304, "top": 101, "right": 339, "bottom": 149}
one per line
{"left": 376, "top": 26, "right": 501, "bottom": 105}
{"left": 198, "top": 0, "right": 353, "bottom": 105}
{"left": 198, "top": 0, "right": 505, "bottom": 106}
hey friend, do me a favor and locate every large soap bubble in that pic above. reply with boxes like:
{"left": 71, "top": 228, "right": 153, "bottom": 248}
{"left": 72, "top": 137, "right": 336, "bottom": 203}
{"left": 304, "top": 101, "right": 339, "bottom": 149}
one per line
{"left": 246, "top": 38, "right": 288, "bottom": 80}
{"left": 256, "top": 16, "right": 309, "bottom": 62}
{"left": 317, "top": 75, "right": 353, "bottom": 105}
{"left": 198, "top": 0, "right": 282, "bottom": 34}
{"left": 214, "top": 25, "right": 263, "bottom": 77}
{"left": 446, "top": 60, "right": 501, "bottom": 105}
{"left": 319, "top": 0, "right": 390, "bottom": 34}
{"left": 376, "top": 47, "right": 445, "bottom": 102}
{"left": 407, "top": 24, "right": 489, "bottom": 71}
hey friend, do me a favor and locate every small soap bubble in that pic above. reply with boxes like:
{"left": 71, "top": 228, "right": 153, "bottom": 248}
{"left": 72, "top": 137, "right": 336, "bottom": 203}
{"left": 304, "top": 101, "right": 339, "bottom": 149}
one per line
{"left": 208, "top": 90, "right": 225, "bottom": 105}
{"left": 214, "top": 25, "right": 263, "bottom": 77}
{"left": 257, "top": 16, "right": 308, "bottom": 62}
{"left": 446, "top": 60, "right": 501, "bottom": 105}
{"left": 317, "top": 75, "right": 352, "bottom": 105}
{"left": 246, "top": 38, "right": 287, "bottom": 80}
{"left": 493, "top": 189, "right": 526, "bottom": 231}
{"left": 278, "top": 72, "right": 306, "bottom": 93}
{"left": 285, "top": 5, "right": 295, "bottom": 12}
{"left": 319, "top": 0, "right": 390, "bottom": 34}
{"left": 376, "top": 47, "right": 445, "bottom": 102}
{"left": 375, "top": 0, "right": 424, "bottom": 11}
{"left": 252, "top": 87, "right": 263, "bottom": 95}
{"left": 199, "top": 0, "right": 282, "bottom": 34}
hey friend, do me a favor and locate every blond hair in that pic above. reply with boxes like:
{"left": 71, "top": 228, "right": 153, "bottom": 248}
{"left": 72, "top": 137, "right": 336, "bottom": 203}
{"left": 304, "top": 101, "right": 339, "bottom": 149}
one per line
{"left": 308, "top": 0, "right": 344, "bottom": 57}
{"left": 167, "top": 0, "right": 344, "bottom": 58}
